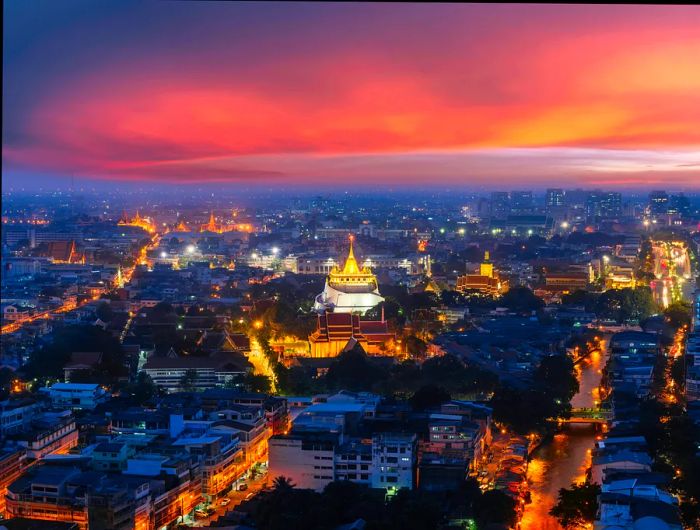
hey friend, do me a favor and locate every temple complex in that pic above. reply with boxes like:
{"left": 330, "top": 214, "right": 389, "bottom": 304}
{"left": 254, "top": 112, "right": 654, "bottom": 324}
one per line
{"left": 455, "top": 251, "right": 507, "bottom": 296}
{"left": 314, "top": 236, "right": 384, "bottom": 315}
{"left": 118, "top": 210, "right": 155, "bottom": 233}
{"left": 308, "top": 312, "right": 394, "bottom": 357}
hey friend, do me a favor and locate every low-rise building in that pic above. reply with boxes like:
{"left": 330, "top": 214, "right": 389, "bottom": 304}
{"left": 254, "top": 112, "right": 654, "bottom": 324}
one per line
{"left": 48, "top": 383, "right": 109, "bottom": 410}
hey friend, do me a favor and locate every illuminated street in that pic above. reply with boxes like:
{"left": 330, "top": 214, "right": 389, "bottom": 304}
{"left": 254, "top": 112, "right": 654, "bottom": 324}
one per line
{"left": 651, "top": 240, "right": 693, "bottom": 308}
{"left": 248, "top": 336, "right": 278, "bottom": 393}
{"left": 1, "top": 233, "right": 160, "bottom": 336}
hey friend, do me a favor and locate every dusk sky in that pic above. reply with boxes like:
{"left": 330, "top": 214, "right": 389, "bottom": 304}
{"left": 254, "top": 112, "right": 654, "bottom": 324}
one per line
{"left": 3, "top": 1, "right": 700, "bottom": 189}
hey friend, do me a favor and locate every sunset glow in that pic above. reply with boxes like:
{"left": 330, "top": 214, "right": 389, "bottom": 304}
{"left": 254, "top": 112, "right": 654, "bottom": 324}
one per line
{"left": 3, "top": 3, "right": 700, "bottom": 187}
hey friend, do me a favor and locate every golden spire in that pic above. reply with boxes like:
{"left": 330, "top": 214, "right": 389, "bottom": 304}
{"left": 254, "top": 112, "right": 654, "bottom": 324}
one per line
{"left": 342, "top": 235, "right": 361, "bottom": 275}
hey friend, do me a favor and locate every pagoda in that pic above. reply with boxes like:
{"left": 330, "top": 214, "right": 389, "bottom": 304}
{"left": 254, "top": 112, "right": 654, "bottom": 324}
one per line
{"left": 200, "top": 211, "right": 220, "bottom": 233}
{"left": 173, "top": 219, "right": 191, "bottom": 232}
{"left": 314, "top": 236, "right": 384, "bottom": 314}
{"left": 118, "top": 210, "right": 155, "bottom": 233}
{"left": 455, "top": 251, "right": 507, "bottom": 296}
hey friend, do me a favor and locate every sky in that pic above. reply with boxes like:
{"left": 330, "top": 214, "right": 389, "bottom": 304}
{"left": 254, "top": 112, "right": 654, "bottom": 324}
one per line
{"left": 3, "top": 1, "right": 700, "bottom": 190}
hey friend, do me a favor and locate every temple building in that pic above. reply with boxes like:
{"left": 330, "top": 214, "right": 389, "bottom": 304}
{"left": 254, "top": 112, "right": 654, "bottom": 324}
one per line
{"left": 308, "top": 312, "right": 394, "bottom": 357}
{"left": 173, "top": 219, "right": 191, "bottom": 232}
{"left": 456, "top": 251, "right": 507, "bottom": 297}
{"left": 118, "top": 210, "right": 155, "bottom": 233}
{"left": 314, "top": 236, "right": 384, "bottom": 314}
{"left": 201, "top": 211, "right": 222, "bottom": 233}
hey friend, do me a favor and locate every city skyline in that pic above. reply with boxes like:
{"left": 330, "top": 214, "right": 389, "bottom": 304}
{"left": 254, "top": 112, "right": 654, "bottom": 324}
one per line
{"left": 4, "top": 2, "right": 700, "bottom": 190}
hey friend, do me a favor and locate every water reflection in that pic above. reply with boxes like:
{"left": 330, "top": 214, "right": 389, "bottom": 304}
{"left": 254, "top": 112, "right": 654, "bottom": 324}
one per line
{"left": 520, "top": 344, "right": 606, "bottom": 529}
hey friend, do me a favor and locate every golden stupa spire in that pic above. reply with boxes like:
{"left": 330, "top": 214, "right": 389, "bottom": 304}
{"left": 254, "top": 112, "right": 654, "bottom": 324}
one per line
{"left": 342, "top": 235, "right": 361, "bottom": 275}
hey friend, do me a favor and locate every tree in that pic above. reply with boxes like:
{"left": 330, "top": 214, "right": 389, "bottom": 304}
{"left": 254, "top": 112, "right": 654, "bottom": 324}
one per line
{"left": 0, "top": 368, "right": 16, "bottom": 400}
{"left": 244, "top": 373, "right": 273, "bottom": 394}
{"left": 324, "top": 344, "right": 388, "bottom": 391}
{"left": 128, "top": 372, "right": 158, "bottom": 405}
{"left": 95, "top": 301, "right": 114, "bottom": 323}
{"left": 409, "top": 384, "right": 451, "bottom": 411}
{"left": 404, "top": 335, "right": 428, "bottom": 358}
{"left": 474, "top": 489, "right": 518, "bottom": 528}
{"left": 664, "top": 302, "right": 692, "bottom": 331}
{"left": 498, "top": 287, "right": 544, "bottom": 313}
{"left": 179, "top": 369, "right": 198, "bottom": 391}
{"left": 271, "top": 476, "right": 295, "bottom": 492}
{"left": 25, "top": 325, "right": 127, "bottom": 384}
{"left": 534, "top": 355, "right": 579, "bottom": 404}
{"left": 549, "top": 483, "right": 600, "bottom": 529}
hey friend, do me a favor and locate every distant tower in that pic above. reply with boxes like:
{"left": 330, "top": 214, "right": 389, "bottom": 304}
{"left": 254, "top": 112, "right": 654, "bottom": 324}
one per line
{"left": 480, "top": 251, "right": 494, "bottom": 278}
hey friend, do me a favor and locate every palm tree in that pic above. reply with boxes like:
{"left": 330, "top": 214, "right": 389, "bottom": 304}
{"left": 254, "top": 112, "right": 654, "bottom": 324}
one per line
{"left": 272, "top": 475, "right": 295, "bottom": 492}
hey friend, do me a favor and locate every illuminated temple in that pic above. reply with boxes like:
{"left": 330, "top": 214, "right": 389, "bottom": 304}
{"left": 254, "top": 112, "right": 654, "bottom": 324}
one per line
{"left": 118, "top": 210, "right": 155, "bottom": 233}
{"left": 314, "top": 236, "right": 384, "bottom": 315}
{"left": 455, "top": 251, "right": 507, "bottom": 297}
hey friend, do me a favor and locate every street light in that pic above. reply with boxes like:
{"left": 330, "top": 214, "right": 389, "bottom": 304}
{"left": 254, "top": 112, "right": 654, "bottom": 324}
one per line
{"left": 186, "top": 245, "right": 196, "bottom": 254}
{"left": 271, "top": 247, "right": 279, "bottom": 255}
{"left": 561, "top": 221, "right": 569, "bottom": 229}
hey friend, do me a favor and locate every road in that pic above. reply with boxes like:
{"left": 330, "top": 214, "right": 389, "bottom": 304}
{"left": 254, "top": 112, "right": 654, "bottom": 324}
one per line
{"left": 650, "top": 240, "right": 693, "bottom": 308}
{"left": 190, "top": 466, "right": 270, "bottom": 527}
{"left": 1, "top": 233, "right": 160, "bottom": 336}
{"left": 247, "top": 336, "right": 278, "bottom": 392}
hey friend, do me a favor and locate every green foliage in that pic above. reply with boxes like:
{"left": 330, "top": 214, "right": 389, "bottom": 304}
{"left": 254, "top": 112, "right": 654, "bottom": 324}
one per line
{"left": 95, "top": 301, "right": 114, "bottom": 322}
{"left": 549, "top": 483, "right": 600, "bottom": 529}
{"left": 404, "top": 335, "right": 428, "bottom": 358}
{"left": 0, "top": 368, "right": 16, "bottom": 400}
{"left": 325, "top": 344, "right": 389, "bottom": 392}
{"left": 474, "top": 490, "right": 518, "bottom": 529}
{"left": 498, "top": 287, "right": 545, "bottom": 313}
{"left": 25, "top": 325, "right": 127, "bottom": 385}
{"left": 561, "top": 290, "right": 599, "bottom": 313}
{"left": 595, "top": 286, "right": 657, "bottom": 324}
{"left": 492, "top": 354, "right": 578, "bottom": 434}
{"left": 409, "top": 384, "right": 451, "bottom": 411}
{"left": 534, "top": 355, "right": 579, "bottom": 403}
{"left": 244, "top": 372, "right": 273, "bottom": 394}
{"left": 125, "top": 372, "right": 159, "bottom": 405}
{"left": 663, "top": 302, "right": 692, "bottom": 331}
{"left": 179, "top": 368, "right": 198, "bottom": 391}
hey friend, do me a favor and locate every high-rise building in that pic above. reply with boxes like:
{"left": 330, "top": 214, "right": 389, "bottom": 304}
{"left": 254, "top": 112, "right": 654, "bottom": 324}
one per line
{"left": 490, "top": 192, "right": 510, "bottom": 220}
{"left": 545, "top": 188, "right": 567, "bottom": 221}
{"left": 649, "top": 191, "right": 669, "bottom": 218}
{"left": 599, "top": 192, "right": 622, "bottom": 219}
{"left": 510, "top": 191, "right": 534, "bottom": 214}
{"left": 545, "top": 189, "right": 565, "bottom": 209}
{"left": 668, "top": 194, "right": 691, "bottom": 218}
{"left": 585, "top": 191, "right": 621, "bottom": 220}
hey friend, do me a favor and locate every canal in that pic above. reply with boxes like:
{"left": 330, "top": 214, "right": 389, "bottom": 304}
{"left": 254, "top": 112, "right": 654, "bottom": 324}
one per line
{"left": 520, "top": 344, "right": 607, "bottom": 529}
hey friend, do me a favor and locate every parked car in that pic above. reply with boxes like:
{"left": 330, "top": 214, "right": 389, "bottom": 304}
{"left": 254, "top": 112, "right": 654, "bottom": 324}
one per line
{"left": 220, "top": 498, "right": 231, "bottom": 506}
{"left": 245, "top": 493, "right": 255, "bottom": 501}
{"left": 194, "top": 509, "right": 208, "bottom": 519}
{"left": 238, "top": 483, "right": 248, "bottom": 491}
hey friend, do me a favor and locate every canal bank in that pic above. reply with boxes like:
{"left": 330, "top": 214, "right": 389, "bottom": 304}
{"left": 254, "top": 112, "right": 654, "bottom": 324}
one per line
{"left": 519, "top": 342, "right": 608, "bottom": 529}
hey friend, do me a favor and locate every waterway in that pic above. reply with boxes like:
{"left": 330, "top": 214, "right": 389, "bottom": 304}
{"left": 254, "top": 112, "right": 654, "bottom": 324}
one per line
{"left": 520, "top": 345, "right": 607, "bottom": 529}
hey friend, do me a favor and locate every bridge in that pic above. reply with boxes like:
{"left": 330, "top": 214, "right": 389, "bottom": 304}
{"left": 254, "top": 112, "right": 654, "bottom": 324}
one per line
{"left": 555, "top": 407, "right": 612, "bottom": 425}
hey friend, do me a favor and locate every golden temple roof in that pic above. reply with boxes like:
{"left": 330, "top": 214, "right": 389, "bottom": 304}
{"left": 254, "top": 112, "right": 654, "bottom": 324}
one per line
{"left": 341, "top": 236, "right": 362, "bottom": 275}
{"left": 329, "top": 236, "right": 376, "bottom": 285}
